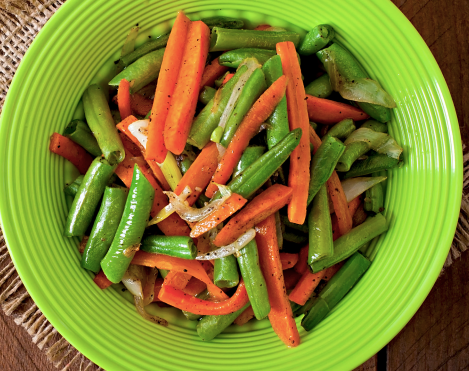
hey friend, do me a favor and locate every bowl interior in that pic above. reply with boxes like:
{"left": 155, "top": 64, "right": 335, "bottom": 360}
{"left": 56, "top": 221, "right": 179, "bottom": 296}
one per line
{"left": 0, "top": 0, "right": 462, "bottom": 370}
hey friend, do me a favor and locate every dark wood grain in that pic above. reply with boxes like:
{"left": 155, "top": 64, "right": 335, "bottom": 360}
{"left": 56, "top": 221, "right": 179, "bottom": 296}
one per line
{"left": 1, "top": 0, "right": 468, "bottom": 370}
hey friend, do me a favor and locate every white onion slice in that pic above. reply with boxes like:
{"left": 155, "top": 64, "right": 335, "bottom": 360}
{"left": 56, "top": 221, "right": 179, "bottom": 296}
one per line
{"left": 164, "top": 184, "right": 232, "bottom": 222}
{"left": 341, "top": 176, "right": 387, "bottom": 203}
{"left": 122, "top": 269, "right": 143, "bottom": 298}
{"left": 147, "top": 186, "right": 192, "bottom": 226}
{"left": 216, "top": 142, "right": 226, "bottom": 161}
{"left": 128, "top": 119, "right": 150, "bottom": 149}
{"left": 196, "top": 229, "right": 256, "bottom": 260}
{"left": 345, "top": 128, "right": 402, "bottom": 159}
{"left": 339, "top": 78, "right": 396, "bottom": 108}
{"left": 134, "top": 296, "right": 168, "bottom": 327}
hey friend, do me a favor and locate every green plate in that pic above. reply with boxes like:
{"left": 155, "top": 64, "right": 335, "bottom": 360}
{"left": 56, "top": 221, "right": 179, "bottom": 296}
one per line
{"left": 0, "top": 0, "right": 462, "bottom": 370}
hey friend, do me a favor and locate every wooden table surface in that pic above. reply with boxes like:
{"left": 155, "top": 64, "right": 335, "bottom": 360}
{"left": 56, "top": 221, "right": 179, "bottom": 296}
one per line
{"left": 1, "top": 0, "right": 468, "bottom": 370}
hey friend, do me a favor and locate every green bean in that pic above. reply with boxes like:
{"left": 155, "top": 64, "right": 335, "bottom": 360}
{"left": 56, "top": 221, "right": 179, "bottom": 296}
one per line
{"left": 109, "top": 48, "right": 165, "bottom": 93}
{"left": 188, "top": 65, "right": 248, "bottom": 149}
{"left": 316, "top": 43, "right": 392, "bottom": 123}
{"left": 214, "top": 255, "right": 239, "bottom": 288}
{"left": 364, "top": 182, "right": 384, "bottom": 214}
{"left": 227, "top": 128, "right": 302, "bottom": 199}
{"left": 196, "top": 303, "right": 250, "bottom": 341}
{"left": 298, "top": 24, "right": 335, "bottom": 56}
{"left": 141, "top": 235, "right": 197, "bottom": 259}
{"left": 220, "top": 68, "right": 267, "bottom": 147}
{"left": 63, "top": 120, "right": 102, "bottom": 157}
{"left": 101, "top": 165, "right": 155, "bottom": 283}
{"left": 237, "top": 239, "right": 270, "bottom": 320}
{"left": 311, "top": 213, "right": 387, "bottom": 272}
{"left": 307, "top": 135, "right": 345, "bottom": 205}
{"left": 283, "top": 232, "right": 308, "bottom": 245}
{"left": 335, "top": 141, "right": 370, "bottom": 172}
{"left": 210, "top": 27, "right": 301, "bottom": 52}
{"left": 310, "top": 121, "right": 318, "bottom": 131}
{"left": 304, "top": 74, "right": 333, "bottom": 98}
{"left": 343, "top": 153, "right": 400, "bottom": 179}
{"left": 308, "top": 185, "right": 333, "bottom": 266}
{"left": 64, "top": 157, "right": 117, "bottom": 237}
{"left": 81, "top": 187, "right": 128, "bottom": 273}
{"left": 82, "top": 84, "right": 125, "bottom": 165}
{"left": 118, "top": 33, "right": 169, "bottom": 68}
{"left": 361, "top": 119, "right": 388, "bottom": 133}
{"left": 201, "top": 16, "right": 244, "bottom": 30}
{"left": 233, "top": 146, "right": 266, "bottom": 178}
{"left": 199, "top": 86, "right": 217, "bottom": 105}
{"left": 219, "top": 48, "right": 276, "bottom": 68}
{"left": 263, "top": 55, "right": 290, "bottom": 149}
{"left": 64, "top": 175, "right": 84, "bottom": 197}
{"left": 183, "top": 290, "right": 210, "bottom": 321}
{"left": 280, "top": 214, "right": 308, "bottom": 234}
{"left": 325, "top": 118, "right": 356, "bottom": 140}
{"left": 302, "top": 252, "right": 370, "bottom": 331}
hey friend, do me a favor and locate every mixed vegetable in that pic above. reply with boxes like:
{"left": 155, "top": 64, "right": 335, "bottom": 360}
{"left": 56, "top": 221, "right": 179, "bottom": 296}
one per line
{"left": 49, "top": 11, "right": 402, "bottom": 347}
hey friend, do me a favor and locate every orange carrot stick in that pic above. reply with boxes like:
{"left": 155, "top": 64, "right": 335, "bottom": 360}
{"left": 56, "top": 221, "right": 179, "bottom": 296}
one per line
{"left": 158, "top": 280, "right": 248, "bottom": 315}
{"left": 213, "top": 184, "right": 293, "bottom": 247}
{"left": 146, "top": 159, "right": 172, "bottom": 191}
{"left": 146, "top": 11, "right": 191, "bottom": 162}
{"left": 116, "top": 115, "right": 143, "bottom": 150}
{"left": 164, "top": 21, "right": 211, "bottom": 155}
{"left": 119, "top": 132, "right": 142, "bottom": 157}
{"left": 222, "top": 73, "right": 234, "bottom": 84}
{"left": 254, "top": 24, "right": 271, "bottom": 31}
{"left": 283, "top": 269, "right": 302, "bottom": 291}
{"left": 280, "top": 253, "right": 299, "bottom": 270}
{"left": 289, "top": 269, "right": 326, "bottom": 306}
{"left": 117, "top": 78, "right": 132, "bottom": 120}
{"left": 93, "top": 270, "right": 113, "bottom": 290}
{"left": 190, "top": 193, "right": 247, "bottom": 238}
{"left": 205, "top": 75, "right": 287, "bottom": 197}
{"left": 234, "top": 305, "right": 255, "bottom": 326}
{"left": 163, "top": 270, "right": 191, "bottom": 290}
{"left": 293, "top": 245, "right": 309, "bottom": 275}
{"left": 256, "top": 215, "right": 300, "bottom": 347}
{"left": 332, "top": 196, "right": 362, "bottom": 240}
{"left": 199, "top": 56, "right": 230, "bottom": 89}
{"left": 130, "top": 93, "right": 153, "bottom": 116}
{"left": 131, "top": 251, "right": 228, "bottom": 301}
{"left": 305, "top": 94, "right": 369, "bottom": 124}
{"left": 182, "top": 277, "right": 207, "bottom": 296}
{"left": 326, "top": 171, "right": 353, "bottom": 236}
{"left": 309, "top": 123, "right": 322, "bottom": 154}
{"left": 174, "top": 141, "right": 218, "bottom": 205}
{"left": 277, "top": 41, "right": 311, "bottom": 225}
{"left": 49, "top": 133, "right": 94, "bottom": 174}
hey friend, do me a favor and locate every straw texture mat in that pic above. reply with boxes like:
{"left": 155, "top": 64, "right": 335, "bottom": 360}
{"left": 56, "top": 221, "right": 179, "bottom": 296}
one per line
{"left": 0, "top": 1, "right": 467, "bottom": 370}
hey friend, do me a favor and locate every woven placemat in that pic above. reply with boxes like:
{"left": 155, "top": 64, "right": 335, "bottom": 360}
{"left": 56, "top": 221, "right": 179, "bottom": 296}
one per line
{"left": 0, "top": 1, "right": 467, "bottom": 370}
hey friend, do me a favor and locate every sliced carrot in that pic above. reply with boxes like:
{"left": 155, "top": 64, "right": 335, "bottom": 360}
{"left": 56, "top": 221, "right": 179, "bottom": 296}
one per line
{"left": 117, "top": 78, "right": 132, "bottom": 120}
{"left": 305, "top": 94, "right": 369, "bottom": 124}
{"left": 146, "top": 159, "right": 172, "bottom": 191}
{"left": 131, "top": 251, "right": 228, "bottom": 301}
{"left": 309, "top": 124, "right": 322, "bottom": 154}
{"left": 293, "top": 245, "right": 309, "bottom": 275}
{"left": 199, "top": 56, "right": 230, "bottom": 89}
{"left": 164, "top": 21, "right": 211, "bottom": 155}
{"left": 182, "top": 277, "right": 207, "bottom": 296}
{"left": 119, "top": 132, "right": 142, "bottom": 157}
{"left": 289, "top": 269, "right": 326, "bottom": 306}
{"left": 277, "top": 41, "right": 311, "bottom": 225}
{"left": 93, "top": 270, "right": 113, "bottom": 289}
{"left": 49, "top": 133, "right": 94, "bottom": 174}
{"left": 254, "top": 24, "right": 272, "bottom": 31}
{"left": 332, "top": 196, "right": 363, "bottom": 240}
{"left": 175, "top": 141, "right": 219, "bottom": 206}
{"left": 163, "top": 270, "right": 191, "bottom": 290}
{"left": 116, "top": 115, "right": 144, "bottom": 151}
{"left": 283, "top": 269, "right": 302, "bottom": 291}
{"left": 146, "top": 11, "right": 191, "bottom": 162}
{"left": 326, "top": 171, "right": 353, "bottom": 236}
{"left": 234, "top": 305, "right": 255, "bottom": 326}
{"left": 190, "top": 193, "right": 247, "bottom": 238}
{"left": 130, "top": 93, "right": 153, "bottom": 116}
{"left": 279, "top": 252, "right": 299, "bottom": 270}
{"left": 205, "top": 75, "right": 287, "bottom": 197}
{"left": 352, "top": 201, "right": 368, "bottom": 227}
{"left": 158, "top": 280, "right": 248, "bottom": 315}
{"left": 322, "top": 261, "right": 345, "bottom": 281}
{"left": 214, "top": 184, "right": 293, "bottom": 247}
{"left": 256, "top": 214, "right": 300, "bottom": 347}
{"left": 222, "top": 73, "right": 234, "bottom": 84}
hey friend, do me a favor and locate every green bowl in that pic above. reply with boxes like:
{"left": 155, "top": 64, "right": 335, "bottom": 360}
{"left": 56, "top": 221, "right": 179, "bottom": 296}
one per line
{"left": 0, "top": 0, "right": 462, "bottom": 370}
